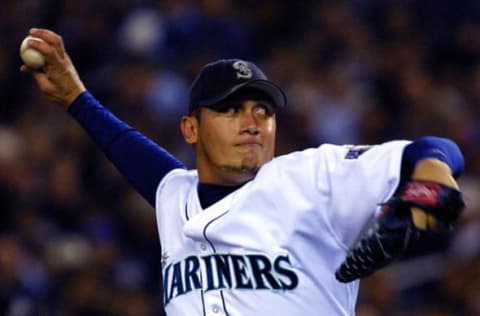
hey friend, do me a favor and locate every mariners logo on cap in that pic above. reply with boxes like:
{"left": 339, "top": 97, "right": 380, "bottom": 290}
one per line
{"left": 233, "top": 60, "right": 253, "bottom": 79}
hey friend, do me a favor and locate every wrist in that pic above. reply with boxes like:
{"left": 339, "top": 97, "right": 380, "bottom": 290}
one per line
{"left": 62, "top": 83, "right": 86, "bottom": 109}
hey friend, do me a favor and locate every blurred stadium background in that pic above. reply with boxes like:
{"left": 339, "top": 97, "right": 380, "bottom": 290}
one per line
{"left": 1, "top": 0, "right": 480, "bottom": 315}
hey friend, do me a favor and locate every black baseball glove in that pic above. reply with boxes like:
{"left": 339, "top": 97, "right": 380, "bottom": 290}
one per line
{"left": 335, "top": 180, "right": 465, "bottom": 283}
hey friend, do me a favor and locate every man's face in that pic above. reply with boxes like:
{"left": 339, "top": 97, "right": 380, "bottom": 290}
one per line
{"left": 182, "top": 100, "right": 277, "bottom": 185}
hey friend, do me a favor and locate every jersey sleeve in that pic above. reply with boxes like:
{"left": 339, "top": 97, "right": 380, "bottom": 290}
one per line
{"left": 68, "top": 91, "right": 186, "bottom": 206}
{"left": 316, "top": 141, "right": 410, "bottom": 249}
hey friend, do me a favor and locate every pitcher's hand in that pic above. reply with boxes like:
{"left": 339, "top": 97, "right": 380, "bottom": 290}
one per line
{"left": 20, "top": 28, "right": 86, "bottom": 109}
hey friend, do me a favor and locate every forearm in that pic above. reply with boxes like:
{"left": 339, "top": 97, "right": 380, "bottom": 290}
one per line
{"left": 68, "top": 92, "right": 132, "bottom": 149}
{"left": 68, "top": 91, "right": 186, "bottom": 206}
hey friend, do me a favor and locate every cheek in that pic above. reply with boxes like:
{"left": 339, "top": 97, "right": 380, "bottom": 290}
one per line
{"left": 199, "top": 122, "right": 233, "bottom": 153}
{"left": 262, "top": 120, "right": 277, "bottom": 155}
{"left": 266, "top": 120, "right": 277, "bottom": 142}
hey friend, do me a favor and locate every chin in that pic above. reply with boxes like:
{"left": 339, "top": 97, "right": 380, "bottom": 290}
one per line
{"left": 221, "top": 161, "right": 260, "bottom": 176}
{"left": 239, "top": 164, "right": 260, "bottom": 174}
{"left": 241, "top": 155, "right": 264, "bottom": 169}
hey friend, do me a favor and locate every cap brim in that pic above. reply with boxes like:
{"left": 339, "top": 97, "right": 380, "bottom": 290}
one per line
{"left": 199, "top": 79, "right": 287, "bottom": 108}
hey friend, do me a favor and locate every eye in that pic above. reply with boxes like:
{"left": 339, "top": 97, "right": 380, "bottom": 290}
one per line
{"left": 254, "top": 102, "right": 275, "bottom": 117}
{"left": 218, "top": 103, "right": 242, "bottom": 115}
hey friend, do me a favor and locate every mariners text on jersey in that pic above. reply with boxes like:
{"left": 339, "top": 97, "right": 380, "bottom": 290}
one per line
{"left": 163, "top": 253, "right": 299, "bottom": 306}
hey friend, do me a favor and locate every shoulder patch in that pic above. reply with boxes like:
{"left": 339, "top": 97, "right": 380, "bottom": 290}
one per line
{"left": 344, "top": 145, "right": 373, "bottom": 159}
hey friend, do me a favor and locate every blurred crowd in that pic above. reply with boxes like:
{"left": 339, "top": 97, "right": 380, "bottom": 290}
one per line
{"left": 1, "top": 0, "right": 480, "bottom": 315}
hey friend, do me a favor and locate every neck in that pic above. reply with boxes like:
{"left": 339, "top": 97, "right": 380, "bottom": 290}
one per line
{"left": 197, "top": 182, "right": 246, "bottom": 208}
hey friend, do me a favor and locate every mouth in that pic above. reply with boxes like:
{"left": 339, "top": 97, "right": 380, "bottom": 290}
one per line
{"left": 235, "top": 142, "right": 262, "bottom": 147}
{"left": 235, "top": 142, "right": 263, "bottom": 151}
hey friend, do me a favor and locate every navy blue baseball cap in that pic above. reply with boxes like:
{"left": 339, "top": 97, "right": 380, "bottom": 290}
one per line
{"left": 188, "top": 59, "right": 287, "bottom": 113}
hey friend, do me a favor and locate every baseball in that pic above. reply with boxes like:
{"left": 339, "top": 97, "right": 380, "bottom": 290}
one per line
{"left": 20, "top": 36, "right": 46, "bottom": 69}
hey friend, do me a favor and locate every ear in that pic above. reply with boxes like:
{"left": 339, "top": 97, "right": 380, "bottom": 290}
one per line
{"left": 180, "top": 115, "right": 199, "bottom": 145}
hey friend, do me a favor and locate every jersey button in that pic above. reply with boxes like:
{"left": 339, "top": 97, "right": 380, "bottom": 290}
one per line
{"left": 212, "top": 305, "right": 220, "bottom": 313}
{"left": 200, "top": 243, "right": 207, "bottom": 251}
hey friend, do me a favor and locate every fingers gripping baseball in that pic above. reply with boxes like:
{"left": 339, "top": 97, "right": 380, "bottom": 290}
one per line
{"left": 20, "top": 28, "right": 86, "bottom": 108}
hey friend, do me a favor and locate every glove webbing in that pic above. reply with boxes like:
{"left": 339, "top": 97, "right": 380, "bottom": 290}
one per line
{"left": 335, "top": 213, "right": 421, "bottom": 283}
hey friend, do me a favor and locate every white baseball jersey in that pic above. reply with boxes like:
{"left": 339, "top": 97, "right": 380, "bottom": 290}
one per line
{"left": 155, "top": 140, "right": 409, "bottom": 315}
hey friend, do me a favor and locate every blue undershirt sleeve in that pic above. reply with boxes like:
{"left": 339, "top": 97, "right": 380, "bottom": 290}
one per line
{"left": 68, "top": 91, "right": 186, "bottom": 206}
{"left": 401, "top": 136, "right": 465, "bottom": 182}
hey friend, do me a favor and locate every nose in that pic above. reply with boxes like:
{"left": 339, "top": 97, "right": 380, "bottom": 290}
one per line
{"left": 239, "top": 110, "right": 260, "bottom": 135}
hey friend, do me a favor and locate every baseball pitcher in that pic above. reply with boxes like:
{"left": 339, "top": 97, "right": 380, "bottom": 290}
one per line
{"left": 22, "top": 28, "right": 465, "bottom": 315}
